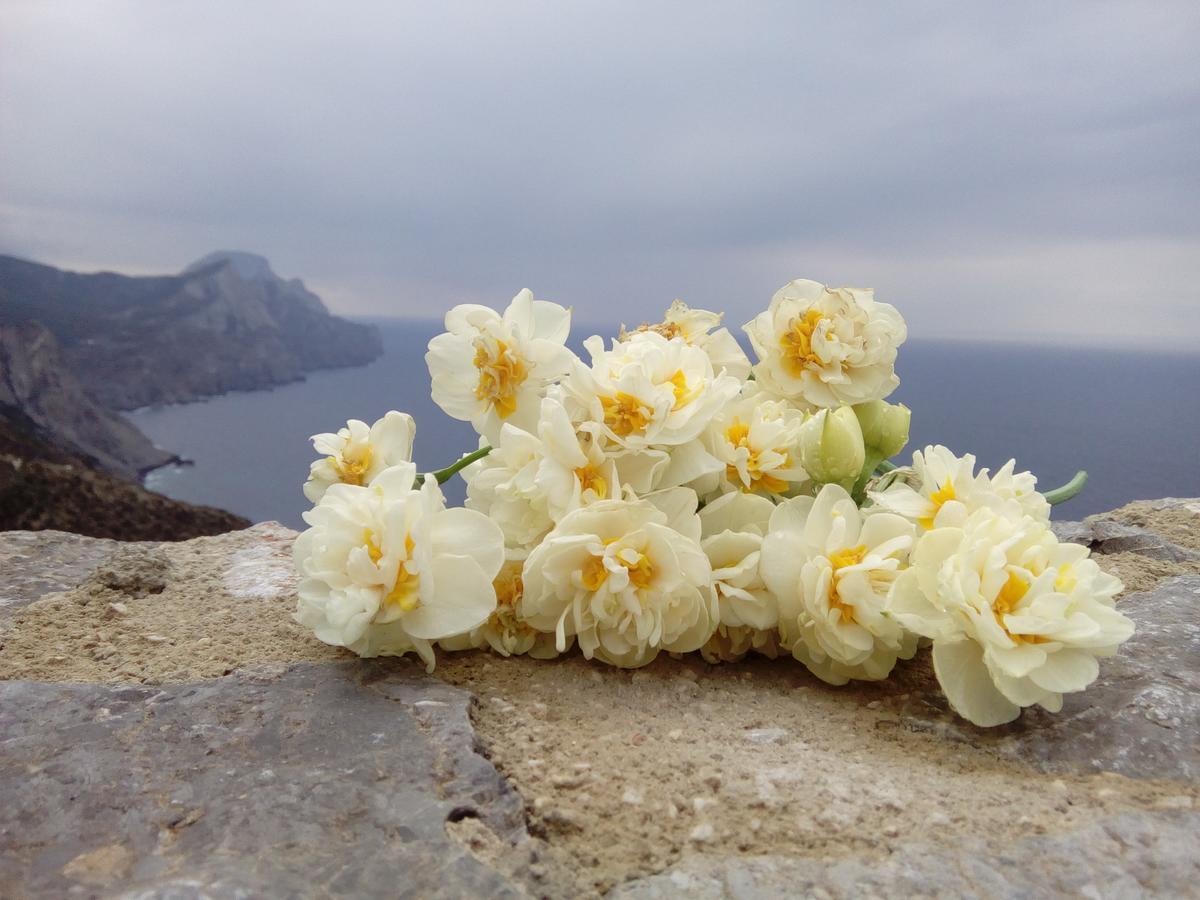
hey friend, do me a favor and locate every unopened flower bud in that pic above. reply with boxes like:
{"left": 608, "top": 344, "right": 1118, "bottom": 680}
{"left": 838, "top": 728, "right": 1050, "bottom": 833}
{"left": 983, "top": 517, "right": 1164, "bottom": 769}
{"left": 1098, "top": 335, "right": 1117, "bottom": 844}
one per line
{"left": 800, "top": 407, "right": 865, "bottom": 485}
{"left": 853, "top": 400, "right": 911, "bottom": 459}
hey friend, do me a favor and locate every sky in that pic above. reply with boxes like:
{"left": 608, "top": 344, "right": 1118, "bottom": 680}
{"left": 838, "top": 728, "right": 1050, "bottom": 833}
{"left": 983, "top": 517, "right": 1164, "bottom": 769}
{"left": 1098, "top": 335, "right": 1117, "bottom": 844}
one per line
{"left": 2, "top": 1, "right": 1198, "bottom": 347}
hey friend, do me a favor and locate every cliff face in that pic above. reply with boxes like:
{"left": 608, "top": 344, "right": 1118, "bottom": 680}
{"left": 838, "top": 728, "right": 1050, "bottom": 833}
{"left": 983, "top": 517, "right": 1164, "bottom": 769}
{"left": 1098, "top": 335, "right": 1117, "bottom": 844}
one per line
{"left": 0, "top": 322, "right": 173, "bottom": 478}
{"left": 0, "top": 252, "right": 383, "bottom": 410}
{"left": 0, "top": 401, "right": 249, "bottom": 540}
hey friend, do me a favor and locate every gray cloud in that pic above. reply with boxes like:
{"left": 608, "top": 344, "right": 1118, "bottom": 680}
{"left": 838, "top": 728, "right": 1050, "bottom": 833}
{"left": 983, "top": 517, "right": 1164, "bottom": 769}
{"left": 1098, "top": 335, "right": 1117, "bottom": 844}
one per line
{"left": 2, "top": 1, "right": 1198, "bottom": 345}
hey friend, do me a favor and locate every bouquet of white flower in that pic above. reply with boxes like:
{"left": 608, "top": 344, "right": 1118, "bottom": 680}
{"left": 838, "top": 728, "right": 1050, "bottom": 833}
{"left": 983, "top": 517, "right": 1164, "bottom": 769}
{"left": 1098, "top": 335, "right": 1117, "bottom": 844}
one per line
{"left": 293, "top": 279, "right": 1132, "bottom": 727}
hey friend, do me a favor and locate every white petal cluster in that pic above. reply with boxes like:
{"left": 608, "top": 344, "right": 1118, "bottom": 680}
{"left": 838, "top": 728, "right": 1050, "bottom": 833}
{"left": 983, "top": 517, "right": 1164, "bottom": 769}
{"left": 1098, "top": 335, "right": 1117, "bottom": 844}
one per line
{"left": 870, "top": 444, "right": 1050, "bottom": 530}
{"left": 293, "top": 278, "right": 1132, "bottom": 731}
{"left": 303, "top": 411, "right": 415, "bottom": 503}
{"left": 521, "top": 492, "right": 717, "bottom": 667}
{"left": 745, "top": 278, "right": 906, "bottom": 408}
{"left": 699, "top": 385, "right": 808, "bottom": 499}
{"left": 623, "top": 299, "right": 752, "bottom": 381}
{"left": 294, "top": 463, "right": 505, "bottom": 670}
{"left": 561, "top": 331, "right": 742, "bottom": 456}
{"left": 426, "top": 290, "right": 575, "bottom": 444}
{"left": 889, "top": 508, "right": 1132, "bottom": 726}
{"left": 761, "top": 485, "right": 918, "bottom": 684}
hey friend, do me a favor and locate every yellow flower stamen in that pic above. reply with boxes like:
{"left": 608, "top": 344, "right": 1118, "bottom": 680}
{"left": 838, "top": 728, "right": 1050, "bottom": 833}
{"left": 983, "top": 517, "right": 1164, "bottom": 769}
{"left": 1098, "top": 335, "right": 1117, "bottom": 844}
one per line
{"left": 780, "top": 308, "right": 826, "bottom": 376}
{"left": 377, "top": 534, "right": 420, "bottom": 620}
{"left": 574, "top": 464, "right": 609, "bottom": 499}
{"left": 473, "top": 337, "right": 529, "bottom": 419}
{"left": 723, "top": 419, "right": 790, "bottom": 494}
{"left": 918, "top": 481, "right": 957, "bottom": 530}
{"left": 580, "top": 546, "right": 655, "bottom": 592}
{"left": 992, "top": 570, "right": 1046, "bottom": 644}
{"left": 827, "top": 544, "right": 867, "bottom": 624}
{"left": 668, "top": 369, "right": 703, "bottom": 411}
{"left": 601, "top": 392, "right": 652, "bottom": 437}
{"left": 333, "top": 444, "right": 373, "bottom": 486}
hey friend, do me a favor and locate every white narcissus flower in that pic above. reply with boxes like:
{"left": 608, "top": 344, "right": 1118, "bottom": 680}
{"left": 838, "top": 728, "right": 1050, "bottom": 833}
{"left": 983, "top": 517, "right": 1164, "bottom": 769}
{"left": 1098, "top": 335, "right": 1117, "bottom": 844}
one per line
{"left": 561, "top": 331, "right": 742, "bottom": 459}
{"left": 701, "top": 624, "right": 783, "bottom": 664}
{"left": 744, "top": 278, "right": 906, "bottom": 408}
{"left": 534, "top": 393, "right": 667, "bottom": 520}
{"left": 870, "top": 445, "right": 1050, "bottom": 531}
{"left": 303, "top": 411, "right": 415, "bottom": 503}
{"left": 761, "top": 484, "right": 918, "bottom": 684}
{"left": 520, "top": 490, "right": 717, "bottom": 668}
{"left": 698, "top": 491, "right": 778, "bottom": 631}
{"left": 463, "top": 425, "right": 554, "bottom": 552}
{"left": 622, "top": 300, "right": 752, "bottom": 381}
{"left": 293, "top": 463, "right": 505, "bottom": 671}
{"left": 439, "top": 559, "right": 564, "bottom": 659}
{"left": 888, "top": 509, "right": 1133, "bottom": 727}
{"left": 426, "top": 290, "right": 575, "bottom": 444}
{"left": 700, "top": 386, "right": 809, "bottom": 498}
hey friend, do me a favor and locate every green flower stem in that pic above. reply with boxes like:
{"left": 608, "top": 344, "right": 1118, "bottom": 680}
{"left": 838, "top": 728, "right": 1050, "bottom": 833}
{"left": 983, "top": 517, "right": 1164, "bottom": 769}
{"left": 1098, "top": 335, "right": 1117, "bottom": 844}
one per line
{"left": 424, "top": 446, "right": 492, "bottom": 485}
{"left": 876, "top": 459, "right": 897, "bottom": 474}
{"left": 852, "top": 450, "right": 887, "bottom": 505}
{"left": 1043, "top": 470, "right": 1088, "bottom": 506}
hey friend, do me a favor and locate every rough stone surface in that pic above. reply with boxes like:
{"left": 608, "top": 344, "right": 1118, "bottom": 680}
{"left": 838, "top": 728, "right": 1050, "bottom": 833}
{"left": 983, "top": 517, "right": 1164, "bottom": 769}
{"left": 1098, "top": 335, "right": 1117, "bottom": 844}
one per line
{"left": 1052, "top": 516, "right": 1200, "bottom": 562}
{"left": 0, "top": 662, "right": 531, "bottom": 898}
{"left": 1, "top": 499, "right": 1198, "bottom": 898}
{"left": 890, "top": 576, "right": 1200, "bottom": 781}
{"left": 612, "top": 811, "right": 1200, "bottom": 899}
{"left": 0, "top": 529, "right": 138, "bottom": 628}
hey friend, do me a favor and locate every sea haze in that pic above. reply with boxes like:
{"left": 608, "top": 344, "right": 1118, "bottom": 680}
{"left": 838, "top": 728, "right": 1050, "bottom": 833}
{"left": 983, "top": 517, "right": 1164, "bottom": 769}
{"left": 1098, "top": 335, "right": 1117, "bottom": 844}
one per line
{"left": 131, "top": 319, "right": 1200, "bottom": 529}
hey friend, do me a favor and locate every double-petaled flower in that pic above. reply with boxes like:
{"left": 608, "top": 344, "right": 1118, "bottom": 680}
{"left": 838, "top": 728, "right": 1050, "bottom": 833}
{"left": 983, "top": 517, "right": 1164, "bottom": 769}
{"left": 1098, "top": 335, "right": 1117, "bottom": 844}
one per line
{"left": 293, "top": 463, "right": 505, "bottom": 671}
{"left": 426, "top": 290, "right": 575, "bottom": 444}
{"left": 745, "top": 278, "right": 906, "bottom": 408}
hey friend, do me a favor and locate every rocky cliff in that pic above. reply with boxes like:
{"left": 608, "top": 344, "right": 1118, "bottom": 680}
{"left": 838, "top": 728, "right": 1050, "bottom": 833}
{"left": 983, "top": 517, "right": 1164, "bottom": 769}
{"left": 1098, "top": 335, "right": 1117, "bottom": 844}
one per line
{"left": 0, "top": 401, "right": 249, "bottom": 540}
{"left": 0, "top": 322, "right": 173, "bottom": 478}
{"left": 0, "top": 499, "right": 1196, "bottom": 897}
{"left": 0, "top": 251, "right": 383, "bottom": 410}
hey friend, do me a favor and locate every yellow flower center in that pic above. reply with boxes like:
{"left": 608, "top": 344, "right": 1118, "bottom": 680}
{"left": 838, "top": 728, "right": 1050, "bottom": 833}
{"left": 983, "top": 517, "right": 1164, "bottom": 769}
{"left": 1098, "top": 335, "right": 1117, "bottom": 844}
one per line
{"left": 827, "top": 544, "right": 867, "bottom": 624}
{"left": 723, "top": 419, "right": 790, "bottom": 494}
{"left": 918, "top": 481, "right": 957, "bottom": 530}
{"left": 377, "top": 534, "right": 421, "bottom": 619}
{"left": 668, "top": 369, "right": 703, "bottom": 411}
{"left": 473, "top": 337, "right": 529, "bottom": 419}
{"left": 780, "top": 309, "right": 826, "bottom": 376}
{"left": 333, "top": 444, "right": 373, "bottom": 486}
{"left": 992, "top": 570, "right": 1046, "bottom": 644}
{"left": 601, "top": 392, "right": 652, "bottom": 437}
{"left": 574, "top": 464, "right": 609, "bottom": 499}
{"left": 581, "top": 545, "right": 655, "bottom": 592}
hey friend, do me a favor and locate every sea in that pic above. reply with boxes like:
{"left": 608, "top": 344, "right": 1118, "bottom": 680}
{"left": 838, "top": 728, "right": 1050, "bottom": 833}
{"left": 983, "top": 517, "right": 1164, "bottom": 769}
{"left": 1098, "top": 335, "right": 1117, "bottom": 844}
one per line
{"left": 131, "top": 319, "right": 1200, "bottom": 530}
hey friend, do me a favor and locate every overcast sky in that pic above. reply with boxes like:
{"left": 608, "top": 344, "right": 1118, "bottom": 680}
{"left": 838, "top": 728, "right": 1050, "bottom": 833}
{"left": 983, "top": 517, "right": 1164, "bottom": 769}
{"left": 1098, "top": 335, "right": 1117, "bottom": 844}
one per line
{"left": 2, "top": 1, "right": 1198, "bottom": 346}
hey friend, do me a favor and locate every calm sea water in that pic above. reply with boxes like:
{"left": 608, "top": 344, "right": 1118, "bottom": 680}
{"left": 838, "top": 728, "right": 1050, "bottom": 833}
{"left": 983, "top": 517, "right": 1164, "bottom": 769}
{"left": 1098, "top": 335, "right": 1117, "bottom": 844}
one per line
{"left": 131, "top": 320, "right": 1200, "bottom": 529}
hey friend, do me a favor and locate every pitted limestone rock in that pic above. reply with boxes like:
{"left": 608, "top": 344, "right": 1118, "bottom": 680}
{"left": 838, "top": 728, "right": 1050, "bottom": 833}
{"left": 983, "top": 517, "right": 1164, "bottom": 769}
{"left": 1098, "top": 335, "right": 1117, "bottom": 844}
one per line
{"left": 0, "top": 662, "right": 532, "bottom": 898}
{"left": 611, "top": 811, "right": 1200, "bottom": 899}
{"left": 890, "top": 575, "right": 1200, "bottom": 780}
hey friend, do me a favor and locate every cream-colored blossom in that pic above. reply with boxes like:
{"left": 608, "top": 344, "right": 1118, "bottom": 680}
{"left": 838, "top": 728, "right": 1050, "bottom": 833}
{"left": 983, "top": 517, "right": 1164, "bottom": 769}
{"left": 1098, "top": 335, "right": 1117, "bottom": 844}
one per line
{"left": 744, "top": 278, "right": 906, "bottom": 408}
{"left": 303, "top": 411, "right": 415, "bottom": 503}
{"left": 463, "top": 425, "right": 554, "bottom": 551}
{"left": 560, "top": 331, "right": 741, "bottom": 465}
{"left": 870, "top": 445, "right": 1050, "bottom": 530}
{"left": 623, "top": 300, "right": 752, "bottom": 381}
{"left": 520, "top": 492, "right": 716, "bottom": 667}
{"left": 533, "top": 393, "right": 668, "bottom": 519}
{"left": 426, "top": 290, "right": 575, "bottom": 444}
{"left": 293, "top": 463, "right": 505, "bottom": 671}
{"left": 699, "top": 491, "right": 778, "bottom": 630}
{"left": 760, "top": 484, "right": 917, "bottom": 684}
{"left": 699, "top": 386, "right": 809, "bottom": 499}
{"left": 439, "top": 559, "right": 564, "bottom": 659}
{"left": 700, "top": 624, "right": 783, "bottom": 664}
{"left": 888, "top": 509, "right": 1132, "bottom": 727}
